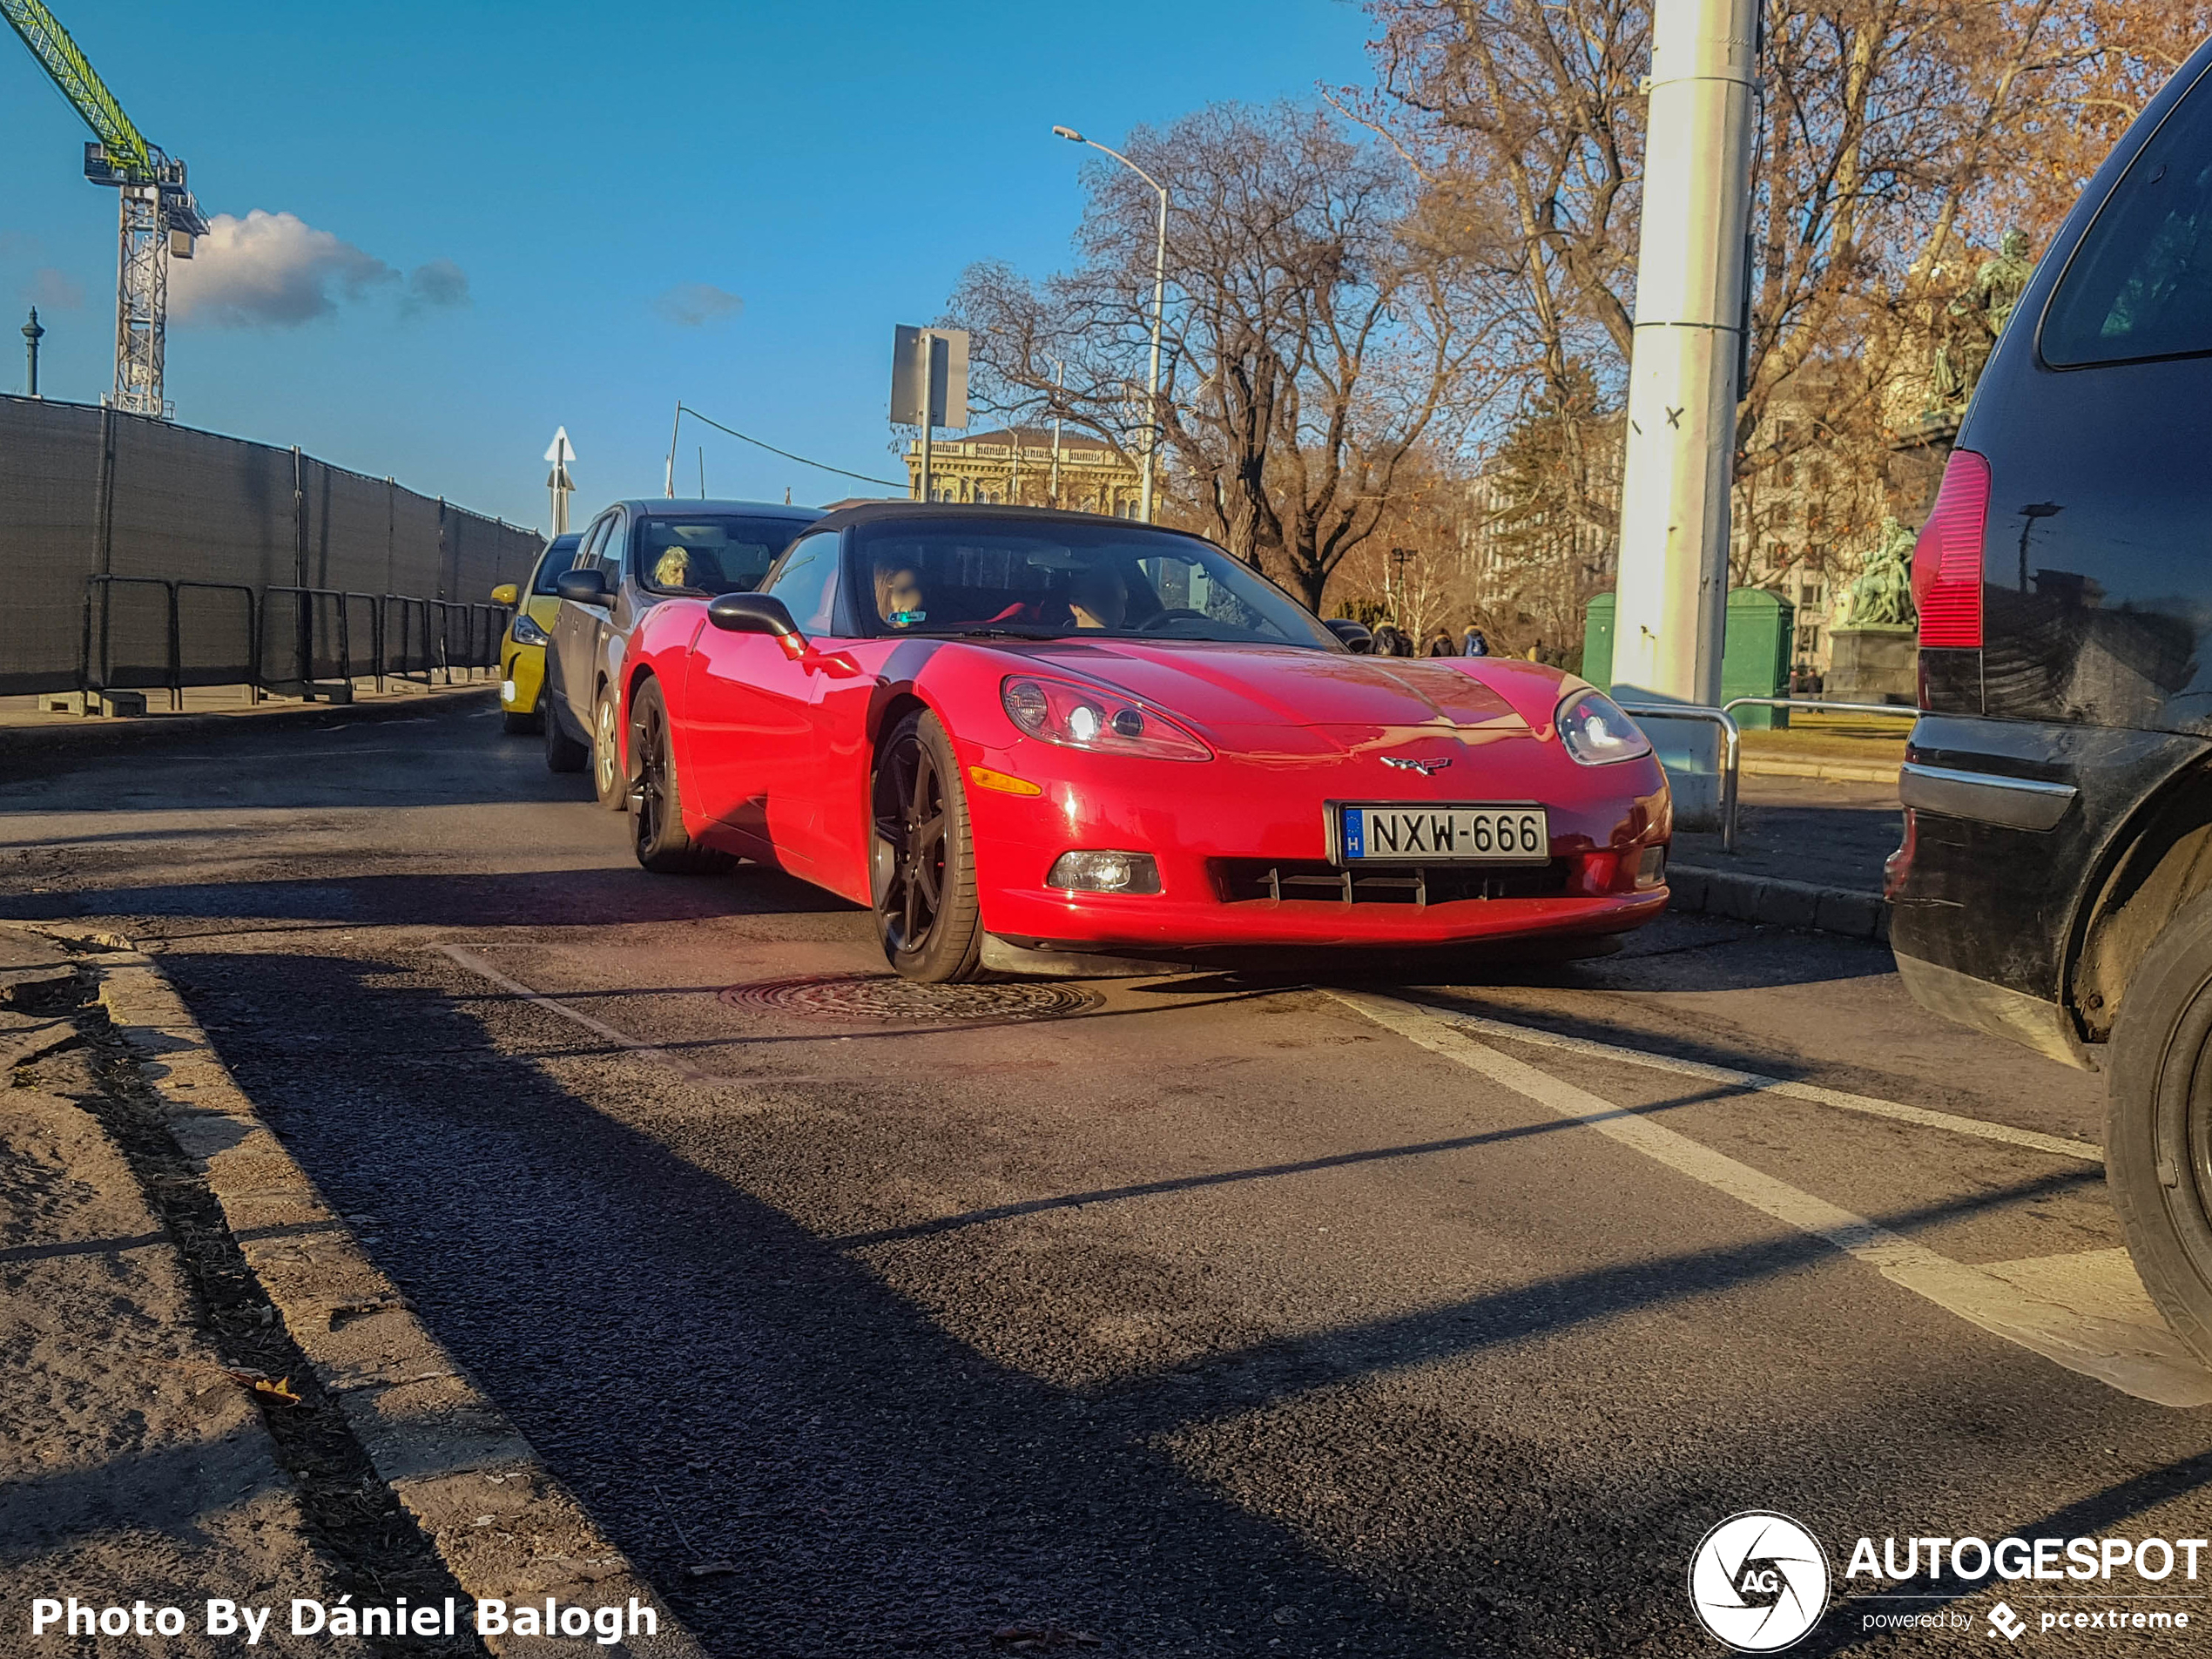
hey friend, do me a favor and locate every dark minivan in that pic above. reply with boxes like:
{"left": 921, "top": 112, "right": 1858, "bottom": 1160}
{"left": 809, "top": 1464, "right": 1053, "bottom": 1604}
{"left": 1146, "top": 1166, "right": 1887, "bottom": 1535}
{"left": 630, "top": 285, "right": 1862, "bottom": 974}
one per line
{"left": 1890, "top": 36, "right": 2212, "bottom": 1359}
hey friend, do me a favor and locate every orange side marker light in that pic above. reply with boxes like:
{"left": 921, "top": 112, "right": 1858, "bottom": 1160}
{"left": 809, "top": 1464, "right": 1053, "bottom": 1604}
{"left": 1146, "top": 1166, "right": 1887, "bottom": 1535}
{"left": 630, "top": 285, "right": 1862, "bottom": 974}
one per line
{"left": 968, "top": 766, "right": 1042, "bottom": 797}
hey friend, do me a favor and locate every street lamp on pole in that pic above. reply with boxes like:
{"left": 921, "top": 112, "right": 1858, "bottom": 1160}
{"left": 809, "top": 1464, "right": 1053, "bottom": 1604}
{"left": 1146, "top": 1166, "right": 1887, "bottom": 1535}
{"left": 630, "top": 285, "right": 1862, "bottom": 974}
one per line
{"left": 1054, "top": 125, "right": 1167, "bottom": 523}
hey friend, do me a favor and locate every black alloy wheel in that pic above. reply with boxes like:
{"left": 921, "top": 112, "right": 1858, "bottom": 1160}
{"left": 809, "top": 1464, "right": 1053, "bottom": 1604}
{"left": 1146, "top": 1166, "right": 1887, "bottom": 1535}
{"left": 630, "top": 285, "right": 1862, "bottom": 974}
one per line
{"left": 628, "top": 678, "right": 732, "bottom": 875}
{"left": 870, "top": 709, "right": 983, "bottom": 982}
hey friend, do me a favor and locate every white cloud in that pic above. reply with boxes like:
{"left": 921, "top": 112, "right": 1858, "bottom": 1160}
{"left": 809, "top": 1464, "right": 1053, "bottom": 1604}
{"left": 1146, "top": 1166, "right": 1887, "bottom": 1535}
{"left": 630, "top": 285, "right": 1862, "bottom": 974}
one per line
{"left": 652, "top": 282, "right": 743, "bottom": 327}
{"left": 171, "top": 210, "right": 398, "bottom": 327}
{"left": 403, "top": 258, "right": 470, "bottom": 314}
{"left": 25, "top": 266, "right": 84, "bottom": 310}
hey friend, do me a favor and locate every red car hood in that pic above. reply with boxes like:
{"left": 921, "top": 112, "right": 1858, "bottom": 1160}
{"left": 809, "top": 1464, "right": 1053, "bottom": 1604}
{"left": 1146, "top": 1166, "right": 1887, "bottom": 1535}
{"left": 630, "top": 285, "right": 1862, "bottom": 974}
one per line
{"left": 981, "top": 639, "right": 1574, "bottom": 757}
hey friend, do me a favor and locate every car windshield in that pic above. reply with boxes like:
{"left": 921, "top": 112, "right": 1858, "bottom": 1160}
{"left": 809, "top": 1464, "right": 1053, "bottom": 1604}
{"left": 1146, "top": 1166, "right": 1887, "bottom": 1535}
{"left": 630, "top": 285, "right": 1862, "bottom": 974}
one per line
{"left": 848, "top": 517, "right": 1339, "bottom": 650}
{"left": 635, "top": 515, "right": 815, "bottom": 596}
{"left": 531, "top": 534, "right": 582, "bottom": 595}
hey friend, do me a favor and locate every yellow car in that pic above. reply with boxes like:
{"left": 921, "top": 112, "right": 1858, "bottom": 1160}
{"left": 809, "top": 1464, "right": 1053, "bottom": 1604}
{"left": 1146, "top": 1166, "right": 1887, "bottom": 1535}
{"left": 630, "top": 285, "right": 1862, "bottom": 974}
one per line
{"left": 492, "top": 531, "right": 581, "bottom": 735}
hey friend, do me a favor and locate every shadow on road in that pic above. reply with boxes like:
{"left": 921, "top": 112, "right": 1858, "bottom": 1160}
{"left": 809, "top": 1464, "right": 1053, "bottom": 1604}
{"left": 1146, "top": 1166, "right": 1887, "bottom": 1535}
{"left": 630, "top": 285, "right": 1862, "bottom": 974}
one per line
{"left": 151, "top": 944, "right": 2153, "bottom": 1656}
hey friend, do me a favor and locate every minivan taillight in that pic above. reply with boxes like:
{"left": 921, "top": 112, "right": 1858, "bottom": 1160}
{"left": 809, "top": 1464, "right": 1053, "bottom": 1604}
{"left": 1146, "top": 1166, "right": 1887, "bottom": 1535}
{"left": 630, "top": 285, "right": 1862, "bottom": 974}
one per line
{"left": 1913, "top": 449, "right": 1991, "bottom": 649}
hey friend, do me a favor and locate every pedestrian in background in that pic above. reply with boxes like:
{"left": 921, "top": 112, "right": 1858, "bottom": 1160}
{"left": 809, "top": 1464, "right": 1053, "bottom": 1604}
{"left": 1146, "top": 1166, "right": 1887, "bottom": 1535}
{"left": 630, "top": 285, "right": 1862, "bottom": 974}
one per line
{"left": 1461, "top": 625, "right": 1487, "bottom": 658}
{"left": 1426, "top": 634, "right": 1456, "bottom": 657}
{"left": 1372, "top": 624, "right": 1410, "bottom": 658}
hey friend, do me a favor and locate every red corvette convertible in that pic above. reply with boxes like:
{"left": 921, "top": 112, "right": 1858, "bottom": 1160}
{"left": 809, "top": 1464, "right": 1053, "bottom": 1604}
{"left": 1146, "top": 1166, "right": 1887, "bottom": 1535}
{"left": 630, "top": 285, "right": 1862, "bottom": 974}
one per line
{"left": 616, "top": 503, "right": 1672, "bottom": 981}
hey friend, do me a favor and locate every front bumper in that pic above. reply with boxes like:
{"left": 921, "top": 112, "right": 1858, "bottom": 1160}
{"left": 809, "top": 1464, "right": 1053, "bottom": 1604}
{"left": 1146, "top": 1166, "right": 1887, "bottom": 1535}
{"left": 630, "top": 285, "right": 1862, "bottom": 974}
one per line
{"left": 501, "top": 641, "right": 546, "bottom": 713}
{"left": 961, "top": 734, "right": 1671, "bottom": 953}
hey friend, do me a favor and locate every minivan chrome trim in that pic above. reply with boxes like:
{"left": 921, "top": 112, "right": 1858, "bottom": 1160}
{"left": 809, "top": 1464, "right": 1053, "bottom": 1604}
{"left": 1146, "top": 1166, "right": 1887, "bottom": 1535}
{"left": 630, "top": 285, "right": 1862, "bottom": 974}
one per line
{"left": 1898, "top": 760, "right": 2077, "bottom": 831}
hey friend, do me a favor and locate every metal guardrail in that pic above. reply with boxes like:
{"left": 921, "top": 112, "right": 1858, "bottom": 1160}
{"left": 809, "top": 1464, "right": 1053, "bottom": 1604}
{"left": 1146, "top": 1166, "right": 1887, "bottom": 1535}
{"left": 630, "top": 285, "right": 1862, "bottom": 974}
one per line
{"left": 79, "top": 576, "right": 510, "bottom": 707}
{"left": 1616, "top": 696, "right": 1913, "bottom": 853}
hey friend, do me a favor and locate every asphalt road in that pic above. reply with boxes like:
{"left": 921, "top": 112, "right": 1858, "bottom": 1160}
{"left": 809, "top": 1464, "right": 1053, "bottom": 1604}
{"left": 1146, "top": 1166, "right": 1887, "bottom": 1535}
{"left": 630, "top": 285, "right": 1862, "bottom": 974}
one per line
{"left": 8, "top": 696, "right": 2212, "bottom": 1656}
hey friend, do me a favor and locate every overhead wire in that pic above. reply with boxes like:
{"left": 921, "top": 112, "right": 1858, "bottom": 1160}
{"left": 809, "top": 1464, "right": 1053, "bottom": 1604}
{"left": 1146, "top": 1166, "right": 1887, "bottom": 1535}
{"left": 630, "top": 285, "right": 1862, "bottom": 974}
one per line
{"left": 677, "top": 404, "right": 907, "bottom": 491}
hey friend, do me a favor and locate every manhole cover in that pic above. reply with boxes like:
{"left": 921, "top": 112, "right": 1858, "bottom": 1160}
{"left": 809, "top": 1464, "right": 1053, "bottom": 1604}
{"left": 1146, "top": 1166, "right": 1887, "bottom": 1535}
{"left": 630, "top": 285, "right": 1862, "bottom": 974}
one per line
{"left": 719, "top": 974, "right": 1102, "bottom": 1024}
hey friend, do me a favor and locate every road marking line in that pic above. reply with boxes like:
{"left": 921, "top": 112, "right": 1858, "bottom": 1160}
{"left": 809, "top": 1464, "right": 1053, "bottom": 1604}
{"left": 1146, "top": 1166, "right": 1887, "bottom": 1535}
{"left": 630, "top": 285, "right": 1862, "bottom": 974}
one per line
{"left": 437, "top": 943, "right": 738, "bottom": 1087}
{"left": 434, "top": 943, "right": 850, "bottom": 1091}
{"left": 1328, "top": 988, "right": 2212, "bottom": 1408}
{"left": 1415, "top": 1002, "right": 2101, "bottom": 1163}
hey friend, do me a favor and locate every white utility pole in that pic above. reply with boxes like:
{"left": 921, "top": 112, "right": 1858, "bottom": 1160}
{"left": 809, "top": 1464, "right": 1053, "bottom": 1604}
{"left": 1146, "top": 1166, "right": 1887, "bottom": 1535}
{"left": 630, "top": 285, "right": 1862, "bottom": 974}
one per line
{"left": 1049, "top": 359, "right": 1065, "bottom": 508}
{"left": 1054, "top": 125, "right": 1168, "bottom": 522}
{"left": 1609, "top": 0, "right": 1759, "bottom": 707}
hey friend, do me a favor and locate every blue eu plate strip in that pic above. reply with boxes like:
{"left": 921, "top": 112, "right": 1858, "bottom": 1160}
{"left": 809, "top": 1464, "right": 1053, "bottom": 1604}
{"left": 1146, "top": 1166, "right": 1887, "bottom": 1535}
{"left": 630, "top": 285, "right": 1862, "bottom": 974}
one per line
{"left": 1342, "top": 808, "right": 1365, "bottom": 860}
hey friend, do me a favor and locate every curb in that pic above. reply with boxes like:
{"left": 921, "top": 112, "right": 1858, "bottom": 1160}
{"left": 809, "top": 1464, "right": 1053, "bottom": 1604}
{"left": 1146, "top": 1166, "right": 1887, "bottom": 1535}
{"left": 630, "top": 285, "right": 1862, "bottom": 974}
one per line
{"left": 0, "top": 683, "right": 498, "bottom": 765}
{"left": 1667, "top": 862, "right": 1891, "bottom": 942}
{"left": 32, "top": 925, "right": 701, "bottom": 1659}
{"left": 1738, "top": 754, "right": 1900, "bottom": 785}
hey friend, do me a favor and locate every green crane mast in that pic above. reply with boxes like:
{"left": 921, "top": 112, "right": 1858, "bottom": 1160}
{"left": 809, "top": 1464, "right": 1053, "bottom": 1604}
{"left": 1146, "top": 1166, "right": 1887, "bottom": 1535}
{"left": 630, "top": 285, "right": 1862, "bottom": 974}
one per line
{"left": 2, "top": 0, "right": 206, "bottom": 416}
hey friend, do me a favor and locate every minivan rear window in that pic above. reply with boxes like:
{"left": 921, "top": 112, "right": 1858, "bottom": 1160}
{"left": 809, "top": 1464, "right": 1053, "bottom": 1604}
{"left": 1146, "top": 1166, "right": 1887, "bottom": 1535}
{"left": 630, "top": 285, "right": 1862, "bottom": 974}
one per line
{"left": 2044, "top": 63, "right": 2212, "bottom": 368}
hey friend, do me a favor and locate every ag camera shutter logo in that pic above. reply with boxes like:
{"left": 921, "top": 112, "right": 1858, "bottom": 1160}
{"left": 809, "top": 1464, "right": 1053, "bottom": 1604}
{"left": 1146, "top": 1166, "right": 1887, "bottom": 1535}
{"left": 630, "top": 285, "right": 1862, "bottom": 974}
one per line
{"left": 1689, "top": 1512, "right": 1831, "bottom": 1651}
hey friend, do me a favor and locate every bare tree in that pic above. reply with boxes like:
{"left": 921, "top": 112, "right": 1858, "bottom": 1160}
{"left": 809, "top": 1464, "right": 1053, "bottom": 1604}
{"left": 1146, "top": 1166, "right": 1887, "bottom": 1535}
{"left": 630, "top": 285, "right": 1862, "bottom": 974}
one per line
{"left": 1357, "top": 0, "right": 2202, "bottom": 623}
{"left": 952, "top": 105, "right": 1501, "bottom": 610}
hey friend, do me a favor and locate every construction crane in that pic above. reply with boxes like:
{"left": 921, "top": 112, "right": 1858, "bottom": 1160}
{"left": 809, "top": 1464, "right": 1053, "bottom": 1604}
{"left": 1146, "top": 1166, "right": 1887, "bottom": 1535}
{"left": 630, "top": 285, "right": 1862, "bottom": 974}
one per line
{"left": 3, "top": 0, "right": 206, "bottom": 417}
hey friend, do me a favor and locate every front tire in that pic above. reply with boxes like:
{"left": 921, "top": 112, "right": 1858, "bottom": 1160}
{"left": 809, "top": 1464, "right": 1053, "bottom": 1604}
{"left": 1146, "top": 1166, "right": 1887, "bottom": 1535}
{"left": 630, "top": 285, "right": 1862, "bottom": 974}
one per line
{"left": 592, "top": 691, "right": 627, "bottom": 810}
{"left": 870, "top": 710, "right": 983, "bottom": 983}
{"left": 629, "top": 679, "right": 733, "bottom": 875}
{"left": 2107, "top": 887, "right": 2212, "bottom": 1366}
{"left": 502, "top": 708, "right": 543, "bottom": 736}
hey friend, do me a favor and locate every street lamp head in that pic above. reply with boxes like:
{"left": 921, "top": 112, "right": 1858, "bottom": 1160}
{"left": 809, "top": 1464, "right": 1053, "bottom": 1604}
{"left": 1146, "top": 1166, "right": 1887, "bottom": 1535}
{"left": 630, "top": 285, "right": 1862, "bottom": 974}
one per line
{"left": 1051, "top": 125, "right": 1083, "bottom": 143}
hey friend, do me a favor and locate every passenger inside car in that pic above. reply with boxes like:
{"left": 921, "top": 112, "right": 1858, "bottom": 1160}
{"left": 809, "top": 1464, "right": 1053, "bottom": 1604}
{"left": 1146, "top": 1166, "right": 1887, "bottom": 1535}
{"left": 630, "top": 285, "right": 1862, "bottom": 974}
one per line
{"left": 1066, "top": 562, "right": 1130, "bottom": 631}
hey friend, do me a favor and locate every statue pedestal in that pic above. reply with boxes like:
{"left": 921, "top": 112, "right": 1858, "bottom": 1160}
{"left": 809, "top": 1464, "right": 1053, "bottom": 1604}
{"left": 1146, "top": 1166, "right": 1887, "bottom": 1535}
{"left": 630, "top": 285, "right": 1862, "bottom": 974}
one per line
{"left": 1826, "top": 624, "right": 1918, "bottom": 705}
{"left": 1886, "top": 412, "right": 1959, "bottom": 521}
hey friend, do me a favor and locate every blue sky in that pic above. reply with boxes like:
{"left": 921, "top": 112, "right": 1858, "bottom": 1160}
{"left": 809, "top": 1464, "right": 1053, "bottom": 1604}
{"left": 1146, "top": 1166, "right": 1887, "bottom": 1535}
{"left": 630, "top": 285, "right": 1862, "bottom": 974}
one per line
{"left": 2, "top": 1, "right": 1375, "bottom": 531}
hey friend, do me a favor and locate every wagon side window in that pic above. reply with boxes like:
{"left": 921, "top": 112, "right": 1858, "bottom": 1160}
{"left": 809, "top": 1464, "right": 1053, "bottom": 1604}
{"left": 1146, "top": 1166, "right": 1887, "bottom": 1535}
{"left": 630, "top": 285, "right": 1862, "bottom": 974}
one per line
{"left": 2044, "top": 64, "right": 2212, "bottom": 367}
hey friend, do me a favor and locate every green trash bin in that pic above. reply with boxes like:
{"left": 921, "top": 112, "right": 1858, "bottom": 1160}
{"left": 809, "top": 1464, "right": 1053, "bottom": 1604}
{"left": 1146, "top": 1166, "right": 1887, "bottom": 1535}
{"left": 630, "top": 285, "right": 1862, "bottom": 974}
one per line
{"left": 1721, "top": 588, "right": 1794, "bottom": 730}
{"left": 1582, "top": 594, "right": 1616, "bottom": 690}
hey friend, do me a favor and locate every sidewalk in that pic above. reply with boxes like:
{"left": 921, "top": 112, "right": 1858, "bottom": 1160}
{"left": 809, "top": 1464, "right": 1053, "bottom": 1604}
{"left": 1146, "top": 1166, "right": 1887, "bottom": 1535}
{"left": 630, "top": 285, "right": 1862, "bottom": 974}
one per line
{"left": 0, "top": 927, "right": 380, "bottom": 1655}
{"left": 1, "top": 926, "right": 698, "bottom": 1658}
{"left": 1668, "top": 773, "right": 1901, "bottom": 941}
{"left": 0, "top": 680, "right": 498, "bottom": 767}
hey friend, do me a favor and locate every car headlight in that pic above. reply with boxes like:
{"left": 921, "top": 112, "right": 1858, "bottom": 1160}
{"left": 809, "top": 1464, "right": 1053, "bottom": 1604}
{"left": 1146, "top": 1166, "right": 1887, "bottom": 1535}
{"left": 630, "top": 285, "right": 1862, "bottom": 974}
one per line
{"left": 1556, "top": 689, "right": 1653, "bottom": 765}
{"left": 509, "top": 612, "right": 550, "bottom": 647}
{"left": 1001, "top": 677, "right": 1211, "bottom": 761}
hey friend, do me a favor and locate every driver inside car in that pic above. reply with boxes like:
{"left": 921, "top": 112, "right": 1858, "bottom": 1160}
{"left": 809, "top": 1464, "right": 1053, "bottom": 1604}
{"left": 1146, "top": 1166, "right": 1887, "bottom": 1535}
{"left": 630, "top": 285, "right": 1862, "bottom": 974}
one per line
{"left": 874, "top": 558, "right": 927, "bottom": 628}
{"left": 653, "top": 545, "right": 692, "bottom": 590}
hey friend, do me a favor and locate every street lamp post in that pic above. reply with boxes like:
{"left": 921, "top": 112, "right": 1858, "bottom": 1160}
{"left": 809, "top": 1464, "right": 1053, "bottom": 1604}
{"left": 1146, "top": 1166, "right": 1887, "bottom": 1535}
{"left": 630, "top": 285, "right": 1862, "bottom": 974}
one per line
{"left": 1054, "top": 125, "right": 1166, "bottom": 523}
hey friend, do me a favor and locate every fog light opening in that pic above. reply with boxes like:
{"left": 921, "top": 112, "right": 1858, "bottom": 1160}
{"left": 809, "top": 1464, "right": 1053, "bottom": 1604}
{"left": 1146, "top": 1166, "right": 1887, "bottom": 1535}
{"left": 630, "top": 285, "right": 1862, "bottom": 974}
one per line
{"left": 1047, "top": 850, "right": 1162, "bottom": 895}
{"left": 1635, "top": 845, "right": 1667, "bottom": 890}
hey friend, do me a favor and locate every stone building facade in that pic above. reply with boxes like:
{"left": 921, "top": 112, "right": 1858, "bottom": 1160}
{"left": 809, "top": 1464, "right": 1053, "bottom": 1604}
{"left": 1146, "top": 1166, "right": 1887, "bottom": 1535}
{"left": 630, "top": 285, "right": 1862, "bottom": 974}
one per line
{"left": 903, "top": 426, "right": 1143, "bottom": 516}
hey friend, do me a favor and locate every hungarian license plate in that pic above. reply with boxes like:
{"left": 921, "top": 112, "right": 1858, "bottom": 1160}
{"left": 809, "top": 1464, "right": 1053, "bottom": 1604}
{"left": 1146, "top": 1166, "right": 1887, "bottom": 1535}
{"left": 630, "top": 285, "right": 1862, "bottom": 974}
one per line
{"left": 1335, "top": 803, "right": 1549, "bottom": 863}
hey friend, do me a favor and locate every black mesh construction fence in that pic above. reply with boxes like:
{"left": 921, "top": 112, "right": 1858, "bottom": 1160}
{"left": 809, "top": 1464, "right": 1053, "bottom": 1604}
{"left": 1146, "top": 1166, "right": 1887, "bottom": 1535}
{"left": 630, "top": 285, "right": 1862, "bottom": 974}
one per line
{"left": 0, "top": 394, "right": 543, "bottom": 696}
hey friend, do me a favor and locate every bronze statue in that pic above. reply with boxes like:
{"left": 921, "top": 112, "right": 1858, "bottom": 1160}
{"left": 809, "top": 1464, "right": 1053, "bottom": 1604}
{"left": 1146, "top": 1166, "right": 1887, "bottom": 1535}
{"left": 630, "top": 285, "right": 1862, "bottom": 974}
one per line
{"left": 1931, "top": 229, "right": 2036, "bottom": 411}
{"left": 1844, "top": 516, "right": 1918, "bottom": 628}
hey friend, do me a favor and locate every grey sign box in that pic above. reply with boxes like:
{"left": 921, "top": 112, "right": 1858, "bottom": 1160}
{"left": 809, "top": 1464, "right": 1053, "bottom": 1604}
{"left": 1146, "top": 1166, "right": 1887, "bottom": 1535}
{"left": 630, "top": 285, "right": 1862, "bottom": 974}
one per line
{"left": 889, "top": 325, "right": 970, "bottom": 429}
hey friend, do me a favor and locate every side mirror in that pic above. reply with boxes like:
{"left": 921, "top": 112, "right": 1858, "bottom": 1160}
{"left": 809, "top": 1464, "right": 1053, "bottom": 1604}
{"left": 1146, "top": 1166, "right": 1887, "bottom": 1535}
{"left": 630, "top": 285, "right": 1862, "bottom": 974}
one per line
{"left": 490, "top": 583, "right": 519, "bottom": 606}
{"left": 555, "top": 569, "right": 610, "bottom": 606}
{"left": 707, "top": 592, "right": 803, "bottom": 643}
{"left": 1325, "top": 617, "right": 1375, "bottom": 655}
